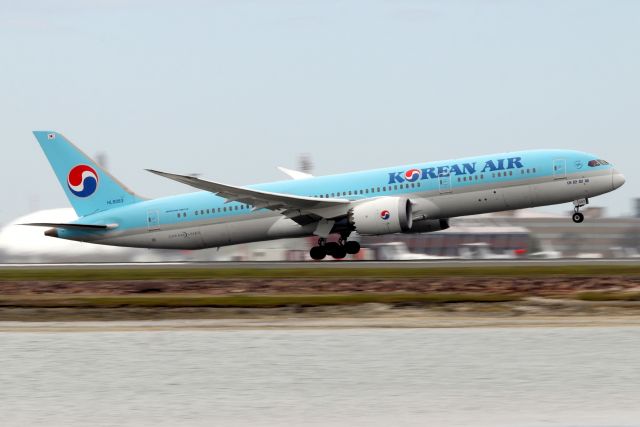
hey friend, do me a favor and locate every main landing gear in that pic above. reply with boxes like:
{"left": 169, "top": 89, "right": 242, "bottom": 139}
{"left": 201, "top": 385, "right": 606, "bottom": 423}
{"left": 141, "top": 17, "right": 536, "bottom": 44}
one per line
{"left": 309, "top": 236, "right": 361, "bottom": 260}
{"left": 572, "top": 198, "right": 588, "bottom": 223}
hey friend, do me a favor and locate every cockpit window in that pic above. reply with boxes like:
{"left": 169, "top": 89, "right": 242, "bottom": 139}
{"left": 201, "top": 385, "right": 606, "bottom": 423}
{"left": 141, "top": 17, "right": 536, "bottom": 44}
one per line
{"left": 588, "top": 159, "right": 609, "bottom": 167}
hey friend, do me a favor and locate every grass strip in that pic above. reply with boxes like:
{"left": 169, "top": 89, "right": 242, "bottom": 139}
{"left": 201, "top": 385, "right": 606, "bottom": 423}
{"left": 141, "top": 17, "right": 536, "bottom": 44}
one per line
{"left": 0, "top": 293, "right": 520, "bottom": 308}
{"left": 0, "top": 265, "right": 639, "bottom": 281}
{"left": 576, "top": 292, "right": 640, "bottom": 302}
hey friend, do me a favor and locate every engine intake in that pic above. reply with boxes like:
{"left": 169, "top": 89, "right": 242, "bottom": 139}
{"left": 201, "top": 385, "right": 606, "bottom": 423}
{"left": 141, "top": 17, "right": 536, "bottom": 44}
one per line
{"left": 349, "top": 197, "right": 412, "bottom": 235}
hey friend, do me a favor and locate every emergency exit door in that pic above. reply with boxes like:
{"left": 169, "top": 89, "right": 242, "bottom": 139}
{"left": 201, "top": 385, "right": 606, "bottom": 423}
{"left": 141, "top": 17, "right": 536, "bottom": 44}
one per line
{"left": 553, "top": 159, "right": 566, "bottom": 180}
{"left": 439, "top": 175, "right": 452, "bottom": 194}
{"left": 147, "top": 210, "right": 160, "bottom": 231}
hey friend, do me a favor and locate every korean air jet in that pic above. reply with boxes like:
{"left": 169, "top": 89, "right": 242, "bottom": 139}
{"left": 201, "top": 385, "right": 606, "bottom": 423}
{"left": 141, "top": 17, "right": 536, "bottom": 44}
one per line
{"left": 26, "top": 131, "right": 626, "bottom": 260}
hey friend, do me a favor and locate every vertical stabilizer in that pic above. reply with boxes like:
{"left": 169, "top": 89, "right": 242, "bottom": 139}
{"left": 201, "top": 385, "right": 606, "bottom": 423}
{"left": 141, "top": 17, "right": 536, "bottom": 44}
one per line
{"left": 33, "top": 131, "right": 145, "bottom": 217}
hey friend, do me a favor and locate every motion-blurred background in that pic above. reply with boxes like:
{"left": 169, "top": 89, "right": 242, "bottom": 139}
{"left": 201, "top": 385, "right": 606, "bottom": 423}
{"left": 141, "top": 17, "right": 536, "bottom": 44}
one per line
{"left": 2, "top": 183, "right": 638, "bottom": 262}
{"left": 1, "top": 1, "right": 638, "bottom": 262}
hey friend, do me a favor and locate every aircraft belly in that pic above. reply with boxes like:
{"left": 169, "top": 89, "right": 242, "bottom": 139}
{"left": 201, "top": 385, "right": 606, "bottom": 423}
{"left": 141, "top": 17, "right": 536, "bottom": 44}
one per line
{"left": 534, "top": 173, "right": 610, "bottom": 206}
{"left": 224, "top": 216, "right": 313, "bottom": 246}
{"left": 96, "top": 216, "right": 316, "bottom": 250}
{"left": 200, "top": 222, "right": 231, "bottom": 247}
{"left": 97, "top": 230, "right": 206, "bottom": 250}
{"left": 226, "top": 217, "right": 276, "bottom": 245}
{"left": 421, "top": 189, "right": 507, "bottom": 218}
{"left": 502, "top": 185, "right": 535, "bottom": 209}
{"left": 205, "top": 216, "right": 314, "bottom": 247}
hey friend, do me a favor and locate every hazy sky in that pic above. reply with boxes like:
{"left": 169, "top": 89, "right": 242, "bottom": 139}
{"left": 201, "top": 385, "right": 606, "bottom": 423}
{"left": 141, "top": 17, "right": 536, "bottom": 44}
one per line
{"left": 1, "top": 0, "right": 638, "bottom": 224}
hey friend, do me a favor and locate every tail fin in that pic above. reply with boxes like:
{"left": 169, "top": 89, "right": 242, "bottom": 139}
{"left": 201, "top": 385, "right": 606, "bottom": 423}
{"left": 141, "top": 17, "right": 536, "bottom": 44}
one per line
{"left": 33, "top": 131, "right": 145, "bottom": 217}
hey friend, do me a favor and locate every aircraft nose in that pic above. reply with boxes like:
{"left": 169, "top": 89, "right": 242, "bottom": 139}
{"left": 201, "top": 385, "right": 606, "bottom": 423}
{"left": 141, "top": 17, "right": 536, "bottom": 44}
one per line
{"left": 612, "top": 168, "right": 626, "bottom": 190}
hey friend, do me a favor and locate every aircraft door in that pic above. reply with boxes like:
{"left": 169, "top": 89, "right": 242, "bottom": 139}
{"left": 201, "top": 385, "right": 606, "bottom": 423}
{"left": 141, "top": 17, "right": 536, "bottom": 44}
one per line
{"left": 553, "top": 159, "right": 567, "bottom": 180}
{"left": 147, "top": 210, "right": 160, "bottom": 231}
{"left": 438, "top": 174, "right": 452, "bottom": 194}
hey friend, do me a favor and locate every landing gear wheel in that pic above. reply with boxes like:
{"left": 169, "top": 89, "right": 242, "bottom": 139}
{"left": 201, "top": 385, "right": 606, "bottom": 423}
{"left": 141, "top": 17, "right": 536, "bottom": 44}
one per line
{"left": 309, "top": 246, "right": 327, "bottom": 260}
{"left": 324, "top": 242, "right": 340, "bottom": 256}
{"left": 331, "top": 245, "right": 347, "bottom": 259}
{"left": 344, "top": 241, "right": 361, "bottom": 255}
{"left": 572, "top": 212, "right": 584, "bottom": 223}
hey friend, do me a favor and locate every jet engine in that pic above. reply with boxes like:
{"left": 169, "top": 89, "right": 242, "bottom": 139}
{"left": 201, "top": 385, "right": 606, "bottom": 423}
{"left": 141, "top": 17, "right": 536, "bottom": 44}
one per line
{"left": 349, "top": 197, "right": 413, "bottom": 235}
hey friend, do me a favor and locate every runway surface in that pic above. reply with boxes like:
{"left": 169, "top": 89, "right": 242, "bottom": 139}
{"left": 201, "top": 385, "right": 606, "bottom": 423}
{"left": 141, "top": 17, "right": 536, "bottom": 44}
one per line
{"left": 0, "top": 258, "right": 638, "bottom": 269}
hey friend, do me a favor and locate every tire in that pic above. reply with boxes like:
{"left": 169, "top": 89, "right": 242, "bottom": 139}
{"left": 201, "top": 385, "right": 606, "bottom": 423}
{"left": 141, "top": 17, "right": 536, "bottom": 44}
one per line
{"left": 344, "top": 241, "right": 361, "bottom": 254}
{"left": 325, "top": 242, "right": 340, "bottom": 256}
{"left": 572, "top": 212, "right": 584, "bottom": 223}
{"left": 309, "top": 246, "right": 326, "bottom": 260}
{"left": 331, "top": 245, "right": 347, "bottom": 259}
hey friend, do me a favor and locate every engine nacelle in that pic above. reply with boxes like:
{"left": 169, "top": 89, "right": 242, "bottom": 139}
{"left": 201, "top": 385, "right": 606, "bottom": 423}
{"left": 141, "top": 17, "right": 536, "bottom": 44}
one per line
{"left": 407, "top": 218, "right": 450, "bottom": 233}
{"left": 349, "top": 197, "right": 413, "bottom": 235}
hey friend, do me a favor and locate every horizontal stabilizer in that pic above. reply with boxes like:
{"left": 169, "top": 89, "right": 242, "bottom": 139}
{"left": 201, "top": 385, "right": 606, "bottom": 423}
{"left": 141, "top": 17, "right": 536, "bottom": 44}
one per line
{"left": 277, "top": 166, "right": 314, "bottom": 180}
{"left": 21, "top": 222, "right": 118, "bottom": 230}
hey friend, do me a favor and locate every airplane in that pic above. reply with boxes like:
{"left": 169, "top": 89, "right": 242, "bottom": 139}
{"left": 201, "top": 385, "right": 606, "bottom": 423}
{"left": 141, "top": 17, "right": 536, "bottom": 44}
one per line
{"left": 25, "top": 131, "right": 626, "bottom": 260}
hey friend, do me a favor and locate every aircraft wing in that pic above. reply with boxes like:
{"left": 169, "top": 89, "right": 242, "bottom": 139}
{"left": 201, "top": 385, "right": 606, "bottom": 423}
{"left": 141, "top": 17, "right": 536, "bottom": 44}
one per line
{"left": 146, "top": 169, "right": 350, "bottom": 218}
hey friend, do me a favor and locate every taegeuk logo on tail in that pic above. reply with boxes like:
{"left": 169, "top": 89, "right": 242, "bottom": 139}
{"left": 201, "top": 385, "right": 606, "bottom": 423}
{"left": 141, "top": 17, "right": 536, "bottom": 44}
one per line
{"left": 67, "top": 165, "right": 99, "bottom": 197}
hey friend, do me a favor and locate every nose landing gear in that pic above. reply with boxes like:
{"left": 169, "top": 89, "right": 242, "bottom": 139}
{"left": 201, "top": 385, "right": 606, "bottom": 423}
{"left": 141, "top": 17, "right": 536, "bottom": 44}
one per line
{"left": 572, "top": 211, "right": 584, "bottom": 223}
{"left": 309, "top": 235, "right": 361, "bottom": 261}
{"left": 572, "top": 198, "right": 588, "bottom": 223}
